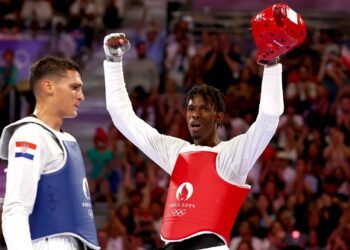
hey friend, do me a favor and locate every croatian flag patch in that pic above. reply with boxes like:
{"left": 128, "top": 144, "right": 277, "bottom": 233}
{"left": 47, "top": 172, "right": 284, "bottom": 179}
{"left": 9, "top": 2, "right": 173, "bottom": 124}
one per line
{"left": 15, "top": 141, "right": 37, "bottom": 160}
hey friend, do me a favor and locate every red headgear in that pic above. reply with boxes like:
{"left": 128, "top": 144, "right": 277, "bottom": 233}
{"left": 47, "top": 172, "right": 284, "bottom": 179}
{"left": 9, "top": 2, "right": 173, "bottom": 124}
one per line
{"left": 251, "top": 3, "right": 307, "bottom": 64}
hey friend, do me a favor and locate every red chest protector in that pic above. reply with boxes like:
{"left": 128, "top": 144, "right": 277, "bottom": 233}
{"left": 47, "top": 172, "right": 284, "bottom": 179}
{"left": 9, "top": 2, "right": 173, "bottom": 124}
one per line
{"left": 160, "top": 151, "right": 250, "bottom": 245}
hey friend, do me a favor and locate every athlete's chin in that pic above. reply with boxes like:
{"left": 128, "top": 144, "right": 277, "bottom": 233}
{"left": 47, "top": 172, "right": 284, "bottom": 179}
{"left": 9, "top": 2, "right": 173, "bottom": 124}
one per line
{"left": 65, "top": 112, "right": 78, "bottom": 118}
{"left": 190, "top": 133, "right": 201, "bottom": 141}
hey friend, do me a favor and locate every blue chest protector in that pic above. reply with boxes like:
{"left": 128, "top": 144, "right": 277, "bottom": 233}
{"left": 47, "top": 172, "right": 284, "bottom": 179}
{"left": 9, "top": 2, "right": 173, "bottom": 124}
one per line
{"left": 29, "top": 140, "right": 99, "bottom": 249}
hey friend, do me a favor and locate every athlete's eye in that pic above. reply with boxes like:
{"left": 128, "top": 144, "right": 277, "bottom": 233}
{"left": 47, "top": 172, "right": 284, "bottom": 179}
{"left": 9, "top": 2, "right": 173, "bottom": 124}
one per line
{"left": 71, "top": 85, "right": 82, "bottom": 91}
{"left": 201, "top": 106, "right": 209, "bottom": 112}
{"left": 187, "top": 106, "right": 195, "bottom": 112}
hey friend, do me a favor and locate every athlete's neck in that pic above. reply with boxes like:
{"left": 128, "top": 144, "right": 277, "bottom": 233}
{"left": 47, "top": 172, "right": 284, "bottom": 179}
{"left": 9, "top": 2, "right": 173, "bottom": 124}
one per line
{"left": 33, "top": 108, "right": 63, "bottom": 131}
{"left": 194, "top": 137, "right": 221, "bottom": 147}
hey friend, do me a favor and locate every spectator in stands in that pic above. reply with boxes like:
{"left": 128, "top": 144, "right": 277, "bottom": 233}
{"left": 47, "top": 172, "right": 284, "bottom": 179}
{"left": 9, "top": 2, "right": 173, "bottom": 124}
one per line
{"left": 295, "top": 158, "right": 319, "bottom": 195}
{"left": 0, "top": 0, "right": 22, "bottom": 22}
{"left": 277, "top": 103, "right": 304, "bottom": 147}
{"left": 166, "top": 18, "right": 193, "bottom": 45}
{"left": 183, "top": 53, "right": 207, "bottom": 92}
{"left": 323, "top": 127, "right": 350, "bottom": 170}
{"left": 259, "top": 170, "right": 286, "bottom": 213}
{"left": 203, "top": 32, "right": 241, "bottom": 93}
{"left": 69, "top": 0, "right": 98, "bottom": 50}
{"left": 123, "top": 232, "right": 147, "bottom": 250}
{"left": 302, "top": 140, "right": 325, "bottom": 198}
{"left": 279, "top": 123, "right": 305, "bottom": 165}
{"left": 305, "top": 229, "right": 323, "bottom": 250}
{"left": 20, "top": 0, "right": 53, "bottom": 30}
{"left": 104, "top": 216, "right": 126, "bottom": 250}
{"left": 133, "top": 19, "right": 166, "bottom": 75}
{"left": 338, "top": 170, "right": 350, "bottom": 198}
{"left": 276, "top": 208, "right": 296, "bottom": 236}
{"left": 165, "top": 31, "right": 196, "bottom": 89}
{"left": 0, "top": 49, "right": 19, "bottom": 134}
{"left": 87, "top": 127, "right": 115, "bottom": 192}
{"left": 317, "top": 51, "right": 349, "bottom": 102}
{"left": 281, "top": 31, "right": 320, "bottom": 75}
{"left": 196, "top": 31, "right": 213, "bottom": 58}
{"left": 128, "top": 85, "right": 157, "bottom": 127}
{"left": 48, "top": 16, "right": 77, "bottom": 59}
{"left": 285, "top": 65, "right": 318, "bottom": 114}
{"left": 255, "top": 193, "right": 276, "bottom": 231}
{"left": 115, "top": 203, "right": 136, "bottom": 235}
{"left": 236, "top": 239, "right": 254, "bottom": 250}
{"left": 315, "top": 188, "right": 343, "bottom": 246}
{"left": 124, "top": 41, "right": 159, "bottom": 95}
{"left": 148, "top": 201, "right": 163, "bottom": 236}
{"left": 0, "top": 17, "right": 21, "bottom": 39}
{"left": 97, "top": 228, "right": 108, "bottom": 250}
{"left": 157, "top": 77, "right": 185, "bottom": 133}
{"left": 243, "top": 52, "right": 262, "bottom": 86}
{"left": 333, "top": 94, "right": 350, "bottom": 145}
{"left": 51, "top": 0, "right": 73, "bottom": 16}
{"left": 103, "top": 0, "right": 122, "bottom": 30}
{"left": 225, "top": 66, "right": 259, "bottom": 117}
{"left": 93, "top": 179, "right": 116, "bottom": 211}
{"left": 229, "top": 221, "right": 269, "bottom": 250}
{"left": 304, "top": 85, "right": 332, "bottom": 133}
{"left": 274, "top": 151, "right": 297, "bottom": 194}
{"left": 266, "top": 221, "right": 286, "bottom": 250}
{"left": 326, "top": 208, "right": 350, "bottom": 249}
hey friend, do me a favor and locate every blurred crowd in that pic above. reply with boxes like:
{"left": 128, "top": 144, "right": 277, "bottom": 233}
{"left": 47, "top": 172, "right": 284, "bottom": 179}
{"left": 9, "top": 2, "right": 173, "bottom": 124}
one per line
{"left": 1, "top": 1, "right": 350, "bottom": 250}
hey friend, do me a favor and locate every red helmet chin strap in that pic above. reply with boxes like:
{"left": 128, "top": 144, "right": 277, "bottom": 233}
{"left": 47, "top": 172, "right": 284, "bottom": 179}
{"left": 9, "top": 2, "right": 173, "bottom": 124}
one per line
{"left": 251, "top": 3, "right": 307, "bottom": 65}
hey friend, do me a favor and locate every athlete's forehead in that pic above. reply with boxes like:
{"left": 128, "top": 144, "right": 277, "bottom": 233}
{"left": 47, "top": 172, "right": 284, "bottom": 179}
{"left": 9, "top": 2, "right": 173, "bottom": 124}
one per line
{"left": 187, "top": 95, "right": 215, "bottom": 110}
{"left": 58, "top": 70, "right": 83, "bottom": 84}
{"left": 187, "top": 94, "right": 213, "bottom": 105}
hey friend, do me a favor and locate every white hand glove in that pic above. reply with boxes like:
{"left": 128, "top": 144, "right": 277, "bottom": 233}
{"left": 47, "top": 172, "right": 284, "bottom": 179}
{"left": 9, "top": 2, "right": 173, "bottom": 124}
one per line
{"left": 103, "top": 33, "right": 131, "bottom": 62}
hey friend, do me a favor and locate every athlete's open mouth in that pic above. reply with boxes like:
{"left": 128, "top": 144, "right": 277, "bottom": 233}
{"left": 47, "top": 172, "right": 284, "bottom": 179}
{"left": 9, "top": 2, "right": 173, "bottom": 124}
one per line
{"left": 190, "top": 121, "right": 202, "bottom": 131}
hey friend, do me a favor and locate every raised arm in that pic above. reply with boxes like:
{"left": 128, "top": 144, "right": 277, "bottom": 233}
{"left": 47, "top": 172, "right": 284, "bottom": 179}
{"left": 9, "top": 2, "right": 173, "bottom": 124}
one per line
{"left": 218, "top": 63, "right": 284, "bottom": 184}
{"left": 219, "top": 3, "right": 307, "bottom": 183}
{"left": 103, "top": 33, "right": 187, "bottom": 174}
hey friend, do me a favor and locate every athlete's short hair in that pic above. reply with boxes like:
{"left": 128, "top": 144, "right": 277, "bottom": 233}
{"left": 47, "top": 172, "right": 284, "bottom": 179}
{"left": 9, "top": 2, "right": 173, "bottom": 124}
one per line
{"left": 29, "top": 55, "right": 81, "bottom": 94}
{"left": 185, "top": 84, "right": 226, "bottom": 113}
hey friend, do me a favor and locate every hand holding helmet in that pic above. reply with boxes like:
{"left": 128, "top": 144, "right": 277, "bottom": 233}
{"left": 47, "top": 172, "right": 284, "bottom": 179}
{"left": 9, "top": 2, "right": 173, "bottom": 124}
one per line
{"left": 251, "top": 3, "right": 307, "bottom": 65}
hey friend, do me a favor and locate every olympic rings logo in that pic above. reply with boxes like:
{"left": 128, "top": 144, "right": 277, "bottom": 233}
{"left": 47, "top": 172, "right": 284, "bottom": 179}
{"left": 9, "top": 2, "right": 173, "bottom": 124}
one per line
{"left": 88, "top": 209, "right": 94, "bottom": 219}
{"left": 172, "top": 209, "right": 187, "bottom": 216}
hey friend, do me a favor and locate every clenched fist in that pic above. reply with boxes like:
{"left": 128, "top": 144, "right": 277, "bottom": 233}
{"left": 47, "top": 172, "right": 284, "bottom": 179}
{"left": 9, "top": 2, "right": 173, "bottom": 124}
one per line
{"left": 103, "top": 33, "right": 131, "bottom": 62}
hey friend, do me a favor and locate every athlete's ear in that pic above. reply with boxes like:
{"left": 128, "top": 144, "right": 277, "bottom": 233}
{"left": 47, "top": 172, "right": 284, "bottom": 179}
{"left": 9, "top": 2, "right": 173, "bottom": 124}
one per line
{"left": 41, "top": 79, "right": 54, "bottom": 95}
{"left": 216, "top": 112, "right": 224, "bottom": 128}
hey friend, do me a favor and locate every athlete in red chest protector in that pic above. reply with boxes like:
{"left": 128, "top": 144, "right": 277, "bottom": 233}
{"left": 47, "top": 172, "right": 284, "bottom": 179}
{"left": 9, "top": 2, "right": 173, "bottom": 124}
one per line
{"left": 103, "top": 4, "right": 306, "bottom": 249}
